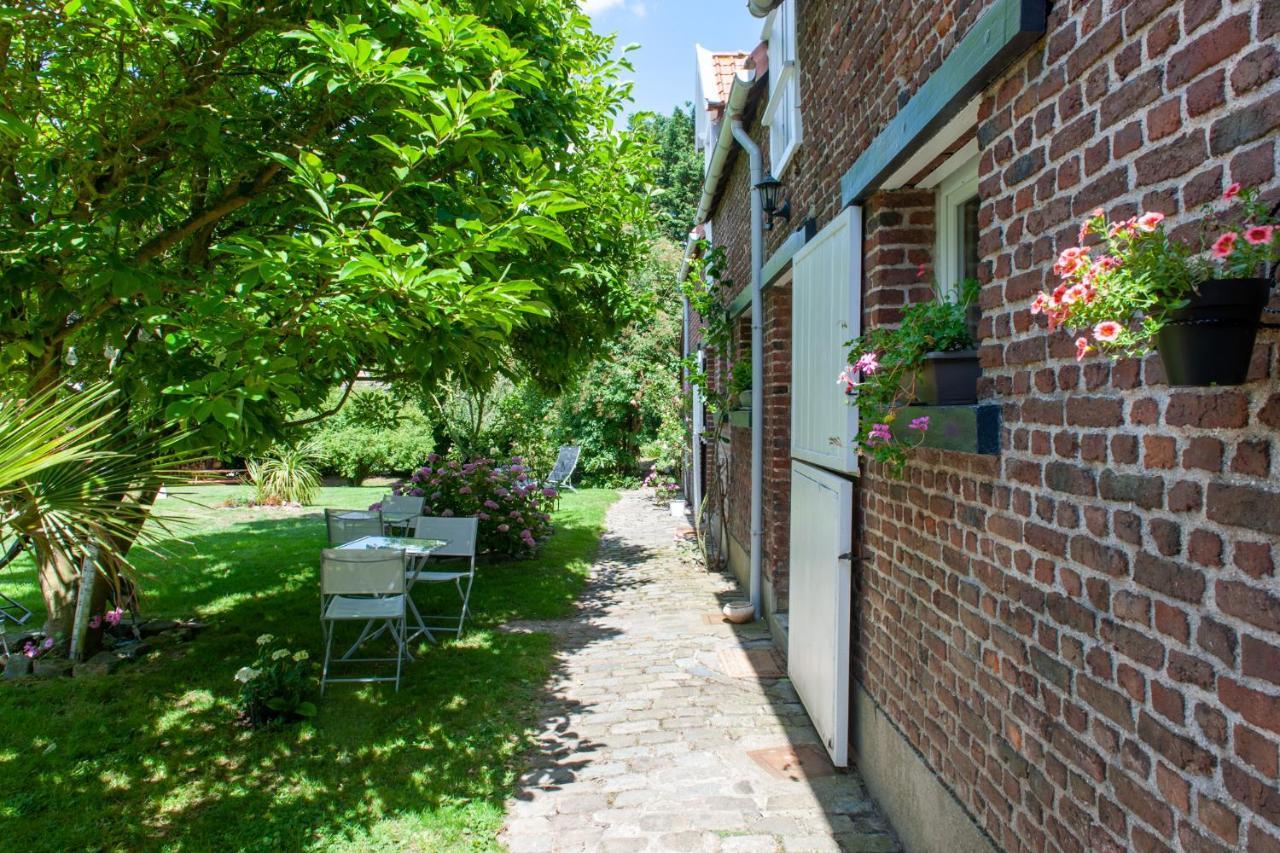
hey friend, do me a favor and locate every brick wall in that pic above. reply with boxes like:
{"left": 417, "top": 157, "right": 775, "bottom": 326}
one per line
{"left": 696, "top": 0, "right": 1280, "bottom": 851}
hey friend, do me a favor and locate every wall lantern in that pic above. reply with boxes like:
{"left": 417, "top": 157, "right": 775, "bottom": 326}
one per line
{"left": 755, "top": 174, "right": 791, "bottom": 231}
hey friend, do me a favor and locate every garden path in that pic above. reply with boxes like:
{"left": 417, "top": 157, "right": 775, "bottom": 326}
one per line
{"left": 500, "top": 490, "right": 899, "bottom": 852}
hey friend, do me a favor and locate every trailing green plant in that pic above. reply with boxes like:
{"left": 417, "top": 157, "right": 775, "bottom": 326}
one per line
{"left": 1031, "top": 183, "right": 1280, "bottom": 358}
{"left": 247, "top": 443, "right": 321, "bottom": 506}
{"left": 234, "top": 634, "right": 317, "bottom": 728}
{"left": 728, "top": 360, "right": 753, "bottom": 398}
{"left": 840, "top": 279, "right": 979, "bottom": 476}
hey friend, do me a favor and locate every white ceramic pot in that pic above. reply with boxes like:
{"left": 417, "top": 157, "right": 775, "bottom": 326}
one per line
{"left": 669, "top": 499, "right": 687, "bottom": 518}
{"left": 722, "top": 601, "right": 754, "bottom": 623}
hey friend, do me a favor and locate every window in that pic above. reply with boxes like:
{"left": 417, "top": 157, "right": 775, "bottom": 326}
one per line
{"left": 934, "top": 150, "right": 981, "bottom": 299}
{"left": 764, "top": 1, "right": 801, "bottom": 177}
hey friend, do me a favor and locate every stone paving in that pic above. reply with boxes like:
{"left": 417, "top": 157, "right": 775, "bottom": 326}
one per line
{"left": 500, "top": 490, "right": 900, "bottom": 853}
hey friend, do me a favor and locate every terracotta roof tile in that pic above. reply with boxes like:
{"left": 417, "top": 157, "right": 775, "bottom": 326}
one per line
{"left": 705, "top": 51, "right": 749, "bottom": 104}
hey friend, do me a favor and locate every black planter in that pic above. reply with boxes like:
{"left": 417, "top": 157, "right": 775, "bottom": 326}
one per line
{"left": 1155, "top": 277, "right": 1271, "bottom": 387}
{"left": 916, "top": 349, "right": 980, "bottom": 405}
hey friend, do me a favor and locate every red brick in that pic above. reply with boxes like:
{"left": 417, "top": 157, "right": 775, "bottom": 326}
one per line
{"left": 1243, "top": 636, "right": 1280, "bottom": 688}
{"left": 1166, "top": 14, "right": 1251, "bottom": 88}
{"left": 1219, "top": 677, "right": 1280, "bottom": 736}
{"left": 1187, "top": 530, "right": 1223, "bottom": 567}
{"left": 1237, "top": 725, "right": 1280, "bottom": 779}
{"left": 1217, "top": 580, "right": 1280, "bottom": 633}
{"left": 1113, "top": 770, "right": 1175, "bottom": 837}
{"left": 1223, "top": 759, "right": 1280, "bottom": 825}
{"left": 1154, "top": 601, "right": 1189, "bottom": 643}
{"left": 1234, "top": 542, "right": 1275, "bottom": 580}
{"left": 1182, "top": 436, "right": 1223, "bottom": 472}
{"left": 1165, "top": 391, "right": 1249, "bottom": 428}
{"left": 1196, "top": 794, "right": 1240, "bottom": 846}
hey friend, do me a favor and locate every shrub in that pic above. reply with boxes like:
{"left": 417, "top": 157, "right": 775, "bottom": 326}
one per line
{"left": 234, "top": 634, "right": 317, "bottom": 728}
{"left": 247, "top": 443, "right": 321, "bottom": 505}
{"left": 392, "top": 453, "right": 556, "bottom": 557}
{"left": 309, "top": 389, "right": 434, "bottom": 484}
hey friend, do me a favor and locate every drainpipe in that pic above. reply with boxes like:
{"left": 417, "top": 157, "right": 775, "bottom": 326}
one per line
{"left": 729, "top": 119, "right": 764, "bottom": 619}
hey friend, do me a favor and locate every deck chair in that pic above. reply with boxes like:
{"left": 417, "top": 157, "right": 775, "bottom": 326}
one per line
{"left": 407, "top": 516, "right": 479, "bottom": 640}
{"left": 320, "top": 548, "right": 409, "bottom": 692}
{"left": 545, "top": 445, "right": 580, "bottom": 493}
{"left": 325, "top": 508, "right": 383, "bottom": 545}
{"left": 0, "top": 536, "right": 32, "bottom": 657}
{"left": 379, "top": 494, "right": 425, "bottom": 535}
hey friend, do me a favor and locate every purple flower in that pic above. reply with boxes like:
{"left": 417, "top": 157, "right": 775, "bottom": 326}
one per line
{"left": 431, "top": 491, "right": 442, "bottom": 500}
{"left": 427, "top": 452, "right": 440, "bottom": 462}
{"left": 867, "top": 423, "right": 893, "bottom": 445}
{"left": 908, "top": 416, "right": 930, "bottom": 432}
{"left": 498, "top": 523, "right": 510, "bottom": 532}
{"left": 478, "top": 512, "right": 490, "bottom": 521}
{"left": 41, "top": 637, "right": 54, "bottom": 650}
{"left": 104, "top": 606, "right": 124, "bottom": 626}
{"left": 369, "top": 501, "right": 383, "bottom": 511}
{"left": 484, "top": 499, "right": 499, "bottom": 510}
{"left": 442, "top": 509, "right": 454, "bottom": 518}
{"left": 409, "top": 488, "right": 424, "bottom": 497}
{"left": 22, "top": 642, "right": 36, "bottom": 658}
{"left": 542, "top": 487, "right": 557, "bottom": 498}
{"left": 458, "top": 486, "right": 471, "bottom": 494}
{"left": 509, "top": 510, "right": 522, "bottom": 519}
{"left": 496, "top": 487, "right": 509, "bottom": 497}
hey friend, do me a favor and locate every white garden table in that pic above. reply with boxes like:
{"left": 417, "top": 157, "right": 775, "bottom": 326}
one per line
{"left": 336, "top": 535, "right": 446, "bottom": 648}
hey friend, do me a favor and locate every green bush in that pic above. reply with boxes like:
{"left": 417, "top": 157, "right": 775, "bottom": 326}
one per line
{"left": 309, "top": 389, "right": 434, "bottom": 484}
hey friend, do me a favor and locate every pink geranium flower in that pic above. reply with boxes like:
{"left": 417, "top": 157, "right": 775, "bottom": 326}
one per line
{"left": 1223, "top": 182, "right": 1241, "bottom": 201}
{"left": 1075, "top": 337, "right": 1092, "bottom": 361}
{"left": 104, "top": 607, "right": 124, "bottom": 626}
{"left": 1211, "top": 232, "right": 1237, "bottom": 259}
{"left": 1093, "top": 321, "right": 1123, "bottom": 342}
{"left": 867, "top": 423, "right": 893, "bottom": 445}
{"left": 1244, "top": 225, "right": 1274, "bottom": 245}
{"left": 1135, "top": 212, "right": 1165, "bottom": 232}
{"left": 908, "top": 416, "right": 930, "bottom": 432}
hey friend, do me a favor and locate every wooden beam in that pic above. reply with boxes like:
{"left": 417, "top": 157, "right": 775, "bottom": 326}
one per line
{"left": 839, "top": 0, "right": 1047, "bottom": 207}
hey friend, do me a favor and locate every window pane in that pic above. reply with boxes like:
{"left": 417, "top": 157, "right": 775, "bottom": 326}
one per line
{"left": 961, "top": 194, "right": 980, "bottom": 284}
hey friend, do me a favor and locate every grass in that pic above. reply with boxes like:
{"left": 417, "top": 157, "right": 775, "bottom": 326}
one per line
{"left": 0, "top": 485, "right": 617, "bottom": 851}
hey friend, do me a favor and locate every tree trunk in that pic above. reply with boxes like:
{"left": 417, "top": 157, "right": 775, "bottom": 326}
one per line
{"left": 32, "top": 532, "right": 80, "bottom": 636}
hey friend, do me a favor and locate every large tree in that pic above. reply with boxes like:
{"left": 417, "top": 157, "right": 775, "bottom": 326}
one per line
{"left": 0, "top": 0, "right": 655, "bottom": 628}
{"left": 632, "top": 103, "right": 700, "bottom": 243}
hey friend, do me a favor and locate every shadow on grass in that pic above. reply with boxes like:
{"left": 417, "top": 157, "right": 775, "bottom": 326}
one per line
{"left": 0, "top": 490, "right": 619, "bottom": 850}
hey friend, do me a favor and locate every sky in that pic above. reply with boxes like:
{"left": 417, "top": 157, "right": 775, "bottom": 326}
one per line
{"left": 582, "top": 0, "right": 765, "bottom": 117}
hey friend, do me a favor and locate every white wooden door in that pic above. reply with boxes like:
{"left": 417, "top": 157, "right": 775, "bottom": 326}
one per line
{"left": 788, "top": 460, "right": 853, "bottom": 766}
{"left": 791, "top": 205, "right": 862, "bottom": 475}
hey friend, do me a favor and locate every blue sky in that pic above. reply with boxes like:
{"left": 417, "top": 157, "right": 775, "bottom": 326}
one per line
{"left": 582, "top": 0, "right": 764, "bottom": 117}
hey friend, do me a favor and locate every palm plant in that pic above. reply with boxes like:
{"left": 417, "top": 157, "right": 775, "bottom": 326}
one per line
{"left": 247, "top": 443, "right": 322, "bottom": 506}
{"left": 0, "top": 384, "right": 195, "bottom": 644}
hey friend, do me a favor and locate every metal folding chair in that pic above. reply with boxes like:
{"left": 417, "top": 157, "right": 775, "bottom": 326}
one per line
{"left": 320, "top": 548, "right": 409, "bottom": 692}
{"left": 325, "top": 508, "right": 383, "bottom": 545}
{"left": 379, "top": 494, "right": 424, "bottom": 535}
{"left": 407, "top": 516, "right": 479, "bottom": 640}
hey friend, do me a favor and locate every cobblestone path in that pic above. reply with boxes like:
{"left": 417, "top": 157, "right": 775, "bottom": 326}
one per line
{"left": 501, "top": 490, "right": 900, "bottom": 852}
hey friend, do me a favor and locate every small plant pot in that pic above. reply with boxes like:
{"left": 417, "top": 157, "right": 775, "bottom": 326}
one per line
{"left": 722, "top": 601, "right": 754, "bottom": 623}
{"left": 738, "top": 390, "right": 752, "bottom": 409}
{"left": 669, "top": 499, "right": 687, "bottom": 518}
{"left": 1156, "top": 277, "right": 1271, "bottom": 386}
{"left": 916, "top": 349, "right": 980, "bottom": 405}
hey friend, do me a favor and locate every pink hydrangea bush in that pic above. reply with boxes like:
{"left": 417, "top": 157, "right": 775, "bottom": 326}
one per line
{"left": 1031, "top": 184, "right": 1280, "bottom": 359}
{"left": 387, "top": 453, "right": 556, "bottom": 556}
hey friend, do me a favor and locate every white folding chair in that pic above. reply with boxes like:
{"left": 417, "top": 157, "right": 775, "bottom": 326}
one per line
{"left": 320, "top": 548, "right": 409, "bottom": 692}
{"left": 407, "top": 516, "right": 479, "bottom": 640}
{"left": 325, "top": 508, "right": 383, "bottom": 545}
{"left": 379, "top": 494, "right": 424, "bottom": 535}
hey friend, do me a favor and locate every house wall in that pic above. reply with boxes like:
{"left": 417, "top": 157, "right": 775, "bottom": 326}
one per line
{"left": 696, "top": 0, "right": 1280, "bottom": 851}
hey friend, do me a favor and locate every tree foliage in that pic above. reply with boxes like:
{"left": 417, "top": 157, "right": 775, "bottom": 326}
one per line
{"left": 0, "top": 0, "right": 655, "bottom": 452}
{"left": 632, "top": 104, "right": 701, "bottom": 243}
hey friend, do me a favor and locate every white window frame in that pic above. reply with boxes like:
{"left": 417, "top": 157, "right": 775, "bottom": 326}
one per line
{"left": 932, "top": 147, "right": 981, "bottom": 300}
{"left": 763, "top": 1, "right": 801, "bottom": 178}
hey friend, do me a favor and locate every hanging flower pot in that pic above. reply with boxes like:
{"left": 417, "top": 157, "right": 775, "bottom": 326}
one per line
{"left": 916, "top": 349, "right": 980, "bottom": 405}
{"left": 1155, "top": 277, "right": 1271, "bottom": 386}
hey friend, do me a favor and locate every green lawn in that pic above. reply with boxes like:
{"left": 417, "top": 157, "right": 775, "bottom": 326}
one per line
{"left": 0, "top": 486, "right": 617, "bottom": 851}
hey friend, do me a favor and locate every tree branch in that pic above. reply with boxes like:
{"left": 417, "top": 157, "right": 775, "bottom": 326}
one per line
{"left": 283, "top": 374, "right": 358, "bottom": 428}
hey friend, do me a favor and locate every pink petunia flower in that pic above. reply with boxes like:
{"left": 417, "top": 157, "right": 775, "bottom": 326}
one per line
{"left": 1211, "top": 232, "right": 1237, "bottom": 259}
{"left": 1093, "top": 321, "right": 1123, "bottom": 343}
{"left": 1244, "top": 225, "right": 1274, "bottom": 246}
{"left": 1135, "top": 212, "right": 1165, "bottom": 232}
{"left": 1223, "top": 182, "right": 1241, "bottom": 201}
{"left": 1075, "top": 337, "right": 1092, "bottom": 362}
